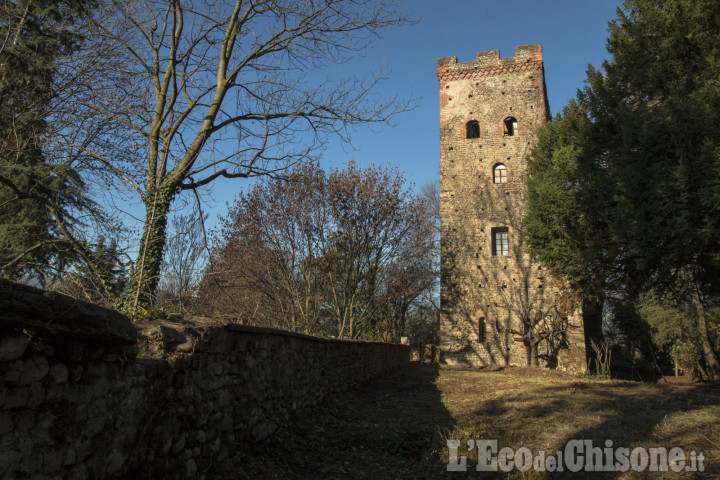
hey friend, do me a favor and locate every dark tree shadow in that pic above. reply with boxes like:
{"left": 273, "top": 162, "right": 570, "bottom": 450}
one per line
{"left": 217, "top": 363, "right": 456, "bottom": 479}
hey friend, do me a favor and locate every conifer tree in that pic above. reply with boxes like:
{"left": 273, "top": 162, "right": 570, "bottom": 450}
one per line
{"left": 526, "top": 0, "right": 720, "bottom": 378}
{"left": 0, "top": 0, "right": 93, "bottom": 281}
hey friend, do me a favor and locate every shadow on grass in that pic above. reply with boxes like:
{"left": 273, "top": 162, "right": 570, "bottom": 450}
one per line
{"left": 219, "top": 363, "right": 456, "bottom": 479}
{"left": 456, "top": 375, "right": 719, "bottom": 479}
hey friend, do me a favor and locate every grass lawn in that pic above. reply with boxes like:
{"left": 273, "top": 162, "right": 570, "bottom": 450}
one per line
{"left": 219, "top": 363, "right": 720, "bottom": 479}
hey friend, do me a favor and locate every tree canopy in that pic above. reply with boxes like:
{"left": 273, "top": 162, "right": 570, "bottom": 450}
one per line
{"left": 525, "top": 0, "right": 720, "bottom": 378}
{"left": 198, "top": 162, "right": 437, "bottom": 341}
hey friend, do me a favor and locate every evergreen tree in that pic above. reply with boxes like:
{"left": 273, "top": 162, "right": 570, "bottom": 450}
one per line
{"left": 0, "top": 0, "right": 92, "bottom": 281}
{"left": 59, "top": 236, "right": 128, "bottom": 307}
{"left": 525, "top": 101, "right": 617, "bottom": 300}
{"left": 526, "top": 0, "right": 720, "bottom": 378}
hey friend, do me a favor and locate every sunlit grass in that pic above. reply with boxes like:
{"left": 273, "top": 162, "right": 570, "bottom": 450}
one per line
{"left": 436, "top": 368, "right": 719, "bottom": 479}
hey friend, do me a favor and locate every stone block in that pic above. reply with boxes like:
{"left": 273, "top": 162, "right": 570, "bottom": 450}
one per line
{"left": 84, "top": 362, "right": 108, "bottom": 379}
{"left": 159, "top": 436, "right": 173, "bottom": 455}
{"left": 0, "top": 280, "right": 136, "bottom": 345}
{"left": 172, "top": 435, "right": 186, "bottom": 455}
{"left": 65, "top": 342, "right": 85, "bottom": 363}
{"left": 65, "top": 448, "right": 76, "bottom": 466}
{"left": 27, "top": 382, "right": 45, "bottom": 408}
{"left": 20, "top": 442, "right": 43, "bottom": 474}
{"left": 104, "top": 448, "right": 126, "bottom": 476}
{"left": 66, "top": 465, "right": 86, "bottom": 480}
{"left": 0, "top": 333, "right": 29, "bottom": 361}
{"left": 185, "top": 458, "right": 197, "bottom": 477}
{"left": 84, "top": 398, "right": 107, "bottom": 438}
{"left": 14, "top": 409, "right": 35, "bottom": 431}
{"left": 250, "top": 418, "right": 277, "bottom": 441}
{"left": 0, "top": 411, "right": 13, "bottom": 435}
{"left": 41, "top": 447, "right": 65, "bottom": 473}
{"left": 102, "top": 353, "right": 118, "bottom": 362}
{"left": 85, "top": 376, "right": 110, "bottom": 398}
{"left": 3, "top": 359, "right": 24, "bottom": 382}
{"left": 48, "top": 364, "right": 68, "bottom": 384}
{"left": 69, "top": 366, "right": 83, "bottom": 383}
{"left": 85, "top": 347, "right": 104, "bottom": 361}
{"left": 74, "top": 441, "right": 93, "bottom": 462}
{"left": 4, "top": 386, "right": 30, "bottom": 408}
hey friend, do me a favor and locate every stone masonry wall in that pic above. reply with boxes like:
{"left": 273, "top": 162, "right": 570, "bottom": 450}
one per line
{"left": 438, "top": 44, "right": 587, "bottom": 371}
{"left": 0, "top": 280, "right": 410, "bottom": 479}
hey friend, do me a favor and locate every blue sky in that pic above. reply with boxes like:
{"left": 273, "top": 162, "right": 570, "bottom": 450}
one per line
{"left": 201, "top": 1, "right": 622, "bottom": 229}
{"left": 317, "top": 0, "right": 622, "bottom": 189}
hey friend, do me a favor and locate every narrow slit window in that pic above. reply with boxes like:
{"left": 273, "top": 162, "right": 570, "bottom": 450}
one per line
{"left": 478, "top": 316, "right": 486, "bottom": 342}
{"left": 466, "top": 120, "right": 480, "bottom": 139}
{"left": 492, "top": 227, "right": 509, "bottom": 256}
{"left": 493, "top": 163, "right": 507, "bottom": 184}
{"left": 504, "top": 117, "right": 518, "bottom": 136}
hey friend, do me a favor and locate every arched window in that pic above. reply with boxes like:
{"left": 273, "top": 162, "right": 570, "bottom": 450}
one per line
{"left": 466, "top": 120, "right": 480, "bottom": 139}
{"left": 478, "top": 316, "right": 486, "bottom": 342}
{"left": 504, "top": 116, "right": 518, "bottom": 136}
{"left": 493, "top": 163, "right": 507, "bottom": 184}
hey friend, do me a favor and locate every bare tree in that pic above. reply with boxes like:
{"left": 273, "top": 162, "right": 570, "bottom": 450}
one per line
{"left": 157, "top": 208, "right": 208, "bottom": 311}
{"left": 199, "top": 163, "right": 329, "bottom": 332}
{"left": 319, "top": 165, "right": 433, "bottom": 339}
{"left": 382, "top": 181, "right": 440, "bottom": 342}
{"left": 49, "top": 0, "right": 412, "bottom": 315}
{"left": 198, "top": 162, "right": 436, "bottom": 340}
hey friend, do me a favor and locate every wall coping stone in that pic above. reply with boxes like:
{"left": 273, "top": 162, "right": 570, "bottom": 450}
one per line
{"left": 225, "top": 323, "right": 402, "bottom": 346}
{"left": 0, "top": 279, "right": 136, "bottom": 345}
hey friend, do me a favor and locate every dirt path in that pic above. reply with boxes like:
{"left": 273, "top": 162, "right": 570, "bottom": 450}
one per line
{"left": 217, "top": 364, "right": 719, "bottom": 479}
{"left": 219, "top": 364, "right": 452, "bottom": 479}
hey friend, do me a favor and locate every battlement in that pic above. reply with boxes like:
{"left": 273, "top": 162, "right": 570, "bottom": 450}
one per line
{"left": 437, "top": 44, "right": 543, "bottom": 81}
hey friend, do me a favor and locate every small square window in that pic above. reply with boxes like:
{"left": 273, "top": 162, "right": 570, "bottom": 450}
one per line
{"left": 466, "top": 120, "right": 480, "bottom": 139}
{"left": 492, "top": 227, "right": 509, "bottom": 256}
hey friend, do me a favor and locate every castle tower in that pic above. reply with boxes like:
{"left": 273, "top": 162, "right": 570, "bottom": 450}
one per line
{"left": 437, "top": 44, "right": 586, "bottom": 370}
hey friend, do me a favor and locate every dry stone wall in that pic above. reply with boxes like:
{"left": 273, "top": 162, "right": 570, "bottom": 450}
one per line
{"left": 0, "top": 280, "right": 409, "bottom": 479}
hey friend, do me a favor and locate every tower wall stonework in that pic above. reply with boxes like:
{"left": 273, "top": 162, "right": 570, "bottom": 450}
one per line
{"left": 438, "top": 44, "right": 586, "bottom": 371}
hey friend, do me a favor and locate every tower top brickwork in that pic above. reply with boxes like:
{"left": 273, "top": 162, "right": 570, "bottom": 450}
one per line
{"left": 437, "top": 44, "right": 544, "bottom": 80}
{"left": 436, "top": 44, "right": 550, "bottom": 135}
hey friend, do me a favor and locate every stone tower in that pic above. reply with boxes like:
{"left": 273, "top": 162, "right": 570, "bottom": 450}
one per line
{"left": 437, "top": 44, "right": 587, "bottom": 370}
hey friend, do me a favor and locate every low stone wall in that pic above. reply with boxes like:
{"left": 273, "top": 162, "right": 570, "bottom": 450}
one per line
{"left": 0, "top": 280, "right": 410, "bottom": 479}
{"left": 411, "top": 344, "right": 440, "bottom": 364}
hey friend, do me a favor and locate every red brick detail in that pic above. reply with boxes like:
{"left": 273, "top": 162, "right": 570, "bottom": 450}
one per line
{"left": 437, "top": 60, "right": 544, "bottom": 82}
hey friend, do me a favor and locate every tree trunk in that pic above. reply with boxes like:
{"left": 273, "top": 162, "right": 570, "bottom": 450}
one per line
{"left": 525, "top": 340, "right": 539, "bottom": 366}
{"left": 530, "top": 341, "right": 539, "bottom": 366}
{"left": 582, "top": 298, "right": 604, "bottom": 373}
{"left": 123, "top": 185, "right": 175, "bottom": 317}
{"left": 694, "top": 288, "right": 720, "bottom": 381}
